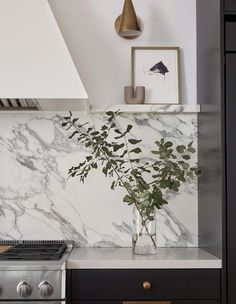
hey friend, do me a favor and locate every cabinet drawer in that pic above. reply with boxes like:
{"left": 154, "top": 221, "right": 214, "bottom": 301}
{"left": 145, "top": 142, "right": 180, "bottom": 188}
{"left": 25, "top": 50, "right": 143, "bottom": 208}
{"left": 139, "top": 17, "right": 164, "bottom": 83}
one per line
{"left": 173, "top": 302, "right": 220, "bottom": 304}
{"left": 71, "top": 269, "right": 221, "bottom": 301}
{"left": 72, "top": 301, "right": 220, "bottom": 304}
{"left": 226, "top": 22, "right": 236, "bottom": 51}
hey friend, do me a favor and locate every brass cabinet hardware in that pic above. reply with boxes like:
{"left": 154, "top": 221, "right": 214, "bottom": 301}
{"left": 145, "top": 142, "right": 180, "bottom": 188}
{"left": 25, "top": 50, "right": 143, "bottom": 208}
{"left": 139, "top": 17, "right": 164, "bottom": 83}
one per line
{"left": 142, "top": 280, "right": 151, "bottom": 290}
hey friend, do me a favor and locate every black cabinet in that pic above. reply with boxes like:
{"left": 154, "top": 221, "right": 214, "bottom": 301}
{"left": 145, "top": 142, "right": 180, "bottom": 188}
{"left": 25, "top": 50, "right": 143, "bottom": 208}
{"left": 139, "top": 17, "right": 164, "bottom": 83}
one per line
{"left": 225, "top": 54, "right": 236, "bottom": 304}
{"left": 223, "top": 1, "right": 236, "bottom": 302}
{"left": 225, "top": 0, "right": 236, "bottom": 11}
{"left": 226, "top": 23, "right": 236, "bottom": 51}
{"left": 72, "top": 302, "right": 119, "bottom": 304}
{"left": 173, "top": 302, "right": 220, "bottom": 304}
{"left": 72, "top": 302, "right": 220, "bottom": 304}
{"left": 68, "top": 269, "right": 221, "bottom": 303}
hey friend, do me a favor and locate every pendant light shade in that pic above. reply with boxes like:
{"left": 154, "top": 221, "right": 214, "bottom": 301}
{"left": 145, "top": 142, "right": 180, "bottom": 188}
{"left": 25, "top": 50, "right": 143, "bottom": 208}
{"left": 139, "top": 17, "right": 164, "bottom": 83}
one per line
{"left": 115, "top": 0, "right": 143, "bottom": 39}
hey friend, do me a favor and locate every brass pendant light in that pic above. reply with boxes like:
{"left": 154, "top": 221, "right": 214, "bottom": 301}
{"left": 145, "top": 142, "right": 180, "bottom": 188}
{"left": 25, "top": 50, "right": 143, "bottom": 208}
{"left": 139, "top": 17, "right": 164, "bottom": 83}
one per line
{"left": 115, "top": 0, "right": 143, "bottom": 39}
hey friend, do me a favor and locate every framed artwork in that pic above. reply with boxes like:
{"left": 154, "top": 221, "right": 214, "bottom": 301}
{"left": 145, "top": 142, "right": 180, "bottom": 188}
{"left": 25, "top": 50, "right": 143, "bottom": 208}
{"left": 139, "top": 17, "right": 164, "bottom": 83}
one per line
{"left": 131, "top": 47, "right": 180, "bottom": 104}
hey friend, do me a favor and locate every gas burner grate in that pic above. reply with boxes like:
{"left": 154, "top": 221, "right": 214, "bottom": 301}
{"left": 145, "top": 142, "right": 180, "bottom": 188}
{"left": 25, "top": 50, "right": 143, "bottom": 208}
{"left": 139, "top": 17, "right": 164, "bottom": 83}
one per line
{"left": 0, "top": 241, "right": 67, "bottom": 260}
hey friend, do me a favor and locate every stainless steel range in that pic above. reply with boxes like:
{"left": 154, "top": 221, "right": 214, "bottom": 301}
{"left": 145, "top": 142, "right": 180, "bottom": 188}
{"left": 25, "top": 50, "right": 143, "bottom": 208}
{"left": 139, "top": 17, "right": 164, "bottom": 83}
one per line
{"left": 0, "top": 240, "right": 73, "bottom": 304}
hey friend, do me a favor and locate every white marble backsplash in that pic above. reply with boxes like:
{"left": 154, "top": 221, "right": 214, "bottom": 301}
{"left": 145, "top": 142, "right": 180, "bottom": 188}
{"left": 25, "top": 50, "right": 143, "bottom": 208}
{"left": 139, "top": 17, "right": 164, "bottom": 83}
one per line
{"left": 0, "top": 112, "right": 198, "bottom": 247}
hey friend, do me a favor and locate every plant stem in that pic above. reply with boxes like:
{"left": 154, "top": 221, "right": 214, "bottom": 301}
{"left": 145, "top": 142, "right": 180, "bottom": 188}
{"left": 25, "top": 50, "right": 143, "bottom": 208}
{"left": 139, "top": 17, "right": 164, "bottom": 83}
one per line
{"left": 133, "top": 205, "right": 157, "bottom": 249}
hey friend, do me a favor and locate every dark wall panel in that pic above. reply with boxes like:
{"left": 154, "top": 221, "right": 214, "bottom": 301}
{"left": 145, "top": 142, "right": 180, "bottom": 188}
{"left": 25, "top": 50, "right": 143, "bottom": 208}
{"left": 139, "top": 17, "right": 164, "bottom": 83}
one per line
{"left": 197, "top": 0, "right": 222, "bottom": 256}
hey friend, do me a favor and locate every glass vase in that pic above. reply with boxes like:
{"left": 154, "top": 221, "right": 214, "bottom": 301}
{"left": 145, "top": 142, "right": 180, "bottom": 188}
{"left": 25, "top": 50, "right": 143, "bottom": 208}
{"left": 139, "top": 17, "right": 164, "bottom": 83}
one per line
{"left": 132, "top": 206, "right": 157, "bottom": 255}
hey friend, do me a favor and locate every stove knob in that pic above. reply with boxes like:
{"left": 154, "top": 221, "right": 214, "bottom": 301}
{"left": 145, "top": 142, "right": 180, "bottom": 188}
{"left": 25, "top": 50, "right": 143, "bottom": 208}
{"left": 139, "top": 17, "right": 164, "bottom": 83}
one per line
{"left": 38, "top": 281, "right": 53, "bottom": 298}
{"left": 17, "top": 281, "right": 32, "bottom": 298}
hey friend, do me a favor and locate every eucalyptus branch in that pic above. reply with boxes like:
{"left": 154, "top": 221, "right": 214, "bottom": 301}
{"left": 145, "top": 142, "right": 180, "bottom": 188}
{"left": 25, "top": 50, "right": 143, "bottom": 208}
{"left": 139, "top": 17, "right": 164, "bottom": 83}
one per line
{"left": 62, "top": 111, "right": 200, "bottom": 250}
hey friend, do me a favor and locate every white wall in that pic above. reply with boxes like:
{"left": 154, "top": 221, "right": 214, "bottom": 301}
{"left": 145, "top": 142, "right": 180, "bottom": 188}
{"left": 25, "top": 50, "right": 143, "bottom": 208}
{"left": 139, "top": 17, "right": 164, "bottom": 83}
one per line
{"left": 49, "top": 0, "right": 197, "bottom": 107}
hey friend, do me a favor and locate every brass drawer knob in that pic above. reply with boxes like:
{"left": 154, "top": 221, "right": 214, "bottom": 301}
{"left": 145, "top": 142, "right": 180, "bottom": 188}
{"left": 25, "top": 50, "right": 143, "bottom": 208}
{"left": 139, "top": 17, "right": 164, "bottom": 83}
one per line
{"left": 143, "top": 281, "right": 151, "bottom": 290}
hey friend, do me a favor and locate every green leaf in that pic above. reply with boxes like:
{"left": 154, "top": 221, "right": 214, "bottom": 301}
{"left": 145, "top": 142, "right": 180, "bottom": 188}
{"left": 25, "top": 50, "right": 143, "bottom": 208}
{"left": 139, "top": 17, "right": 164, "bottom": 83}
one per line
{"left": 180, "top": 162, "right": 190, "bottom": 170}
{"left": 128, "top": 139, "right": 142, "bottom": 145}
{"left": 140, "top": 191, "right": 150, "bottom": 200}
{"left": 126, "top": 125, "right": 133, "bottom": 133}
{"left": 110, "top": 159, "right": 117, "bottom": 166}
{"left": 188, "top": 147, "right": 196, "bottom": 153}
{"left": 160, "top": 180, "right": 169, "bottom": 189}
{"left": 172, "top": 180, "right": 180, "bottom": 192}
{"left": 62, "top": 122, "right": 69, "bottom": 127}
{"left": 182, "top": 155, "right": 191, "bottom": 160}
{"left": 124, "top": 182, "right": 133, "bottom": 192}
{"left": 119, "top": 150, "right": 128, "bottom": 158}
{"left": 165, "top": 141, "right": 173, "bottom": 148}
{"left": 176, "top": 145, "right": 186, "bottom": 154}
{"left": 63, "top": 112, "right": 72, "bottom": 120}
{"left": 114, "top": 129, "right": 122, "bottom": 134}
{"left": 188, "top": 141, "right": 193, "bottom": 147}
{"left": 72, "top": 118, "right": 79, "bottom": 124}
{"left": 85, "top": 142, "right": 92, "bottom": 147}
{"left": 123, "top": 195, "right": 133, "bottom": 204}
{"left": 102, "top": 167, "right": 108, "bottom": 176}
{"left": 130, "top": 148, "right": 142, "bottom": 154}
{"left": 114, "top": 135, "right": 124, "bottom": 140}
{"left": 113, "top": 143, "right": 125, "bottom": 152}
{"left": 91, "top": 163, "right": 98, "bottom": 169}
{"left": 187, "top": 171, "right": 194, "bottom": 179}
{"left": 106, "top": 111, "right": 113, "bottom": 116}
{"left": 69, "top": 131, "right": 79, "bottom": 139}
{"left": 111, "top": 181, "right": 116, "bottom": 190}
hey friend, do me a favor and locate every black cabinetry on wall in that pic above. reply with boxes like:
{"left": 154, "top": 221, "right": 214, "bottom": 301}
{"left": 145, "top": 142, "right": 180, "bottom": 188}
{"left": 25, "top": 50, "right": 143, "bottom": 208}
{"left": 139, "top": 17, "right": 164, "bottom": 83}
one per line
{"left": 225, "top": 0, "right": 236, "bottom": 11}
{"left": 225, "top": 53, "right": 236, "bottom": 304}
{"left": 222, "top": 0, "right": 236, "bottom": 303}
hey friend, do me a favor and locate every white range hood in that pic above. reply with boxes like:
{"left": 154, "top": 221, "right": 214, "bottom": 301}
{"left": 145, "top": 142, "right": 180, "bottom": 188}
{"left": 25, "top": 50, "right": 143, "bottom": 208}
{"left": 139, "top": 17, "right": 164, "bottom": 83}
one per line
{"left": 0, "top": 0, "right": 88, "bottom": 111}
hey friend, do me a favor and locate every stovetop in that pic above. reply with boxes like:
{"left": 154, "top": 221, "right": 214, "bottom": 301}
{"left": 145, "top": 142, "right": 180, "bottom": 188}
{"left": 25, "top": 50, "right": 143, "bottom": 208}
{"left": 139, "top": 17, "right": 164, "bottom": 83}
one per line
{"left": 0, "top": 240, "right": 73, "bottom": 270}
{"left": 0, "top": 240, "right": 73, "bottom": 301}
{"left": 0, "top": 241, "right": 67, "bottom": 260}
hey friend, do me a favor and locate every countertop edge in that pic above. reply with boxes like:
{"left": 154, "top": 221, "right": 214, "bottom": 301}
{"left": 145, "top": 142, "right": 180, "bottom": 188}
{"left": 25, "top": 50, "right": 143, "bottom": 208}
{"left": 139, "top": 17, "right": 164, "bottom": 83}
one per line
{"left": 66, "top": 260, "right": 222, "bottom": 269}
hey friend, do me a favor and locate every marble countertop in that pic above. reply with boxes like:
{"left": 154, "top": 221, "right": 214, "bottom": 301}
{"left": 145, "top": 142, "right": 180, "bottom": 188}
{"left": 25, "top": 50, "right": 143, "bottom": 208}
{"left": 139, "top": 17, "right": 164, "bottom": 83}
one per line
{"left": 66, "top": 247, "right": 222, "bottom": 269}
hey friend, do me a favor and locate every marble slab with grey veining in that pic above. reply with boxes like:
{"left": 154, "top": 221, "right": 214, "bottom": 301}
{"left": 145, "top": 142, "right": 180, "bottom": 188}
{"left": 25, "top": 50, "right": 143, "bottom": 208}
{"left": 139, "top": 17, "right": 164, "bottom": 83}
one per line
{"left": 0, "top": 112, "right": 198, "bottom": 247}
{"left": 92, "top": 104, "right": 201, "bottom": 114}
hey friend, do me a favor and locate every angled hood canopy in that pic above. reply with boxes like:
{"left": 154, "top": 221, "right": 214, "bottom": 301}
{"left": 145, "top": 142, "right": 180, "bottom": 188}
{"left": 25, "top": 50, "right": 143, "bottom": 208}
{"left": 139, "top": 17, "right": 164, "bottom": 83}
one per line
{"left": 0, "top": 0, "right": 88, "bottom": 110}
